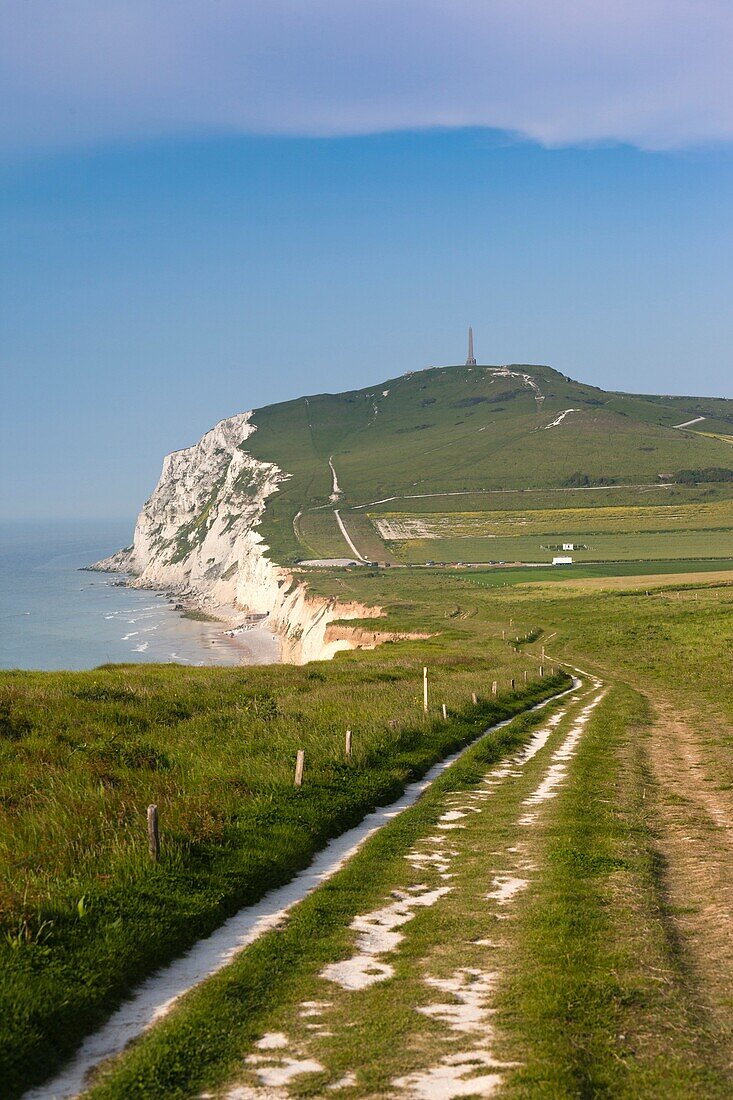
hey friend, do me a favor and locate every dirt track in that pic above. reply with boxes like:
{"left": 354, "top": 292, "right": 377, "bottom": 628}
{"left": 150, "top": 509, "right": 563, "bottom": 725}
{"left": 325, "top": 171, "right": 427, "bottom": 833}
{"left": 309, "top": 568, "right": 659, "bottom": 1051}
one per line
{"left": 647, "top": 696, "right": 733, "bottom": 1067}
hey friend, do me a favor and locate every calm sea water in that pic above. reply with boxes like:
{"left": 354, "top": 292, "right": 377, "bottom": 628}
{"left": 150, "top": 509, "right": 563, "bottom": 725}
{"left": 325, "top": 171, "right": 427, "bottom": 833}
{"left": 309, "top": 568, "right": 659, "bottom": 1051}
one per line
{"left": 0, "top": 520, "right": 278, "bottom": 671}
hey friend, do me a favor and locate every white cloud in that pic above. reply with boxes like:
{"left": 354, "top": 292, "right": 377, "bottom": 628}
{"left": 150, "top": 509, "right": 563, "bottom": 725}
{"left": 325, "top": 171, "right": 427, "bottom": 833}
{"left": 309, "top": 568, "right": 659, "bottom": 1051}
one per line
{"left": 1, "top": 0, "right": 732, "bottom": 152}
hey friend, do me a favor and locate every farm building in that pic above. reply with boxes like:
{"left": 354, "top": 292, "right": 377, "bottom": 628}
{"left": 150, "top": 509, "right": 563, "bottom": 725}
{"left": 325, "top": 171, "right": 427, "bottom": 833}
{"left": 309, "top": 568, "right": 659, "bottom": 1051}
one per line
{"left": 552, "top": 555, "right": 573, "bottom": 565}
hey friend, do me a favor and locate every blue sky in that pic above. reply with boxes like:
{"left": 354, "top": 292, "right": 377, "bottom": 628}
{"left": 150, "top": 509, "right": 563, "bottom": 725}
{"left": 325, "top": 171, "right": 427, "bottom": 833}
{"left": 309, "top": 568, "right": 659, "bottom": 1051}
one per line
{"left": 2, "top": 2, "right": 732, "bottom": 519}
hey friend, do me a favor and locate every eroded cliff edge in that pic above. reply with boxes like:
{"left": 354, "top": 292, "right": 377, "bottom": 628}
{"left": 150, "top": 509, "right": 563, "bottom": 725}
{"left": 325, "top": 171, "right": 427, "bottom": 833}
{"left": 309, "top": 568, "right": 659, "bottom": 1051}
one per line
{"left": 94, "top": 412, "right": 380, "bottom": 663}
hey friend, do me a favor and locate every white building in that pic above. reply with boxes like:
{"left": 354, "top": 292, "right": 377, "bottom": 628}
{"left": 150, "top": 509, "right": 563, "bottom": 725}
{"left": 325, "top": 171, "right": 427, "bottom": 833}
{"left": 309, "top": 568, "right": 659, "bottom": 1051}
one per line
{"left": 552, "top": 555, "right": 573, "bottom": 565}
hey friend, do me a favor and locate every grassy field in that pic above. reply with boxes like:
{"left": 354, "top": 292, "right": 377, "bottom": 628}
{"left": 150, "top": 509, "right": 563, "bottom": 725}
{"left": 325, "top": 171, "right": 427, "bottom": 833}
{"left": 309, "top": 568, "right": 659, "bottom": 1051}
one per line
{"left": 71, "top": 592, "right": 733, "bottom": 1099}
{"left": 611, "top": 390, "right": 733, "bottom": 436}
{"left": 294, "top": 509, "right": 351, "bottom": 560}
{"left": 302, "top": 560, "right": 733, "bottom": 707}
{"left": 387, "top": 529, "right": 733, "bottom": 564}
{"left": 297, "top": 484, "right": 733, "bottom": 570}
{"left": 494, "top": 684, "right": 729, "bottom": 1098}
{"left": 375, "top": 498, "right": 733, "bottom": 536}
{"left": 5, "top": 553, "right": 733, "bottom": 1096}
{"left": 286, "top": 563, "right": 733, "bottom": 720}
{"left": 464, "top": 559, "right": 733, "bottom": 587}
{"left": 298, "top": 495, "right": 733, "bottom": 566}
{"left": 375, "top": 498, "right": 733, "bottom": 564}
{"left": 362, "top": 483, "right": 733, "bottom": 514}
{"left": 296, "top": 509, "right": 398, "bottom": 563}
{"left": 77, "top": 684, "right": 572, "bottom": 1099}
{"left": 0, "top": 637, "right": 561, "bottom": 1097}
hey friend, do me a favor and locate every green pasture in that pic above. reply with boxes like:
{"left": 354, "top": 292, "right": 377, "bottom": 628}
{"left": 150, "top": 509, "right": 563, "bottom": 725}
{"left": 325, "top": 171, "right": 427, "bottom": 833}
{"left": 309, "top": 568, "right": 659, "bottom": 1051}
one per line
{"left": 362, "top": 482, "right": 733, "bottom": 515}
{"left": 611, "top": 389, "right": 733, "bottom": 437}
{"left": 0, "top": 632, "right": 549, "bottom": 1097}
{"left": 387, "top": 529, "right": 733, "bottom": 565}
{"left": 284, "top": 558, "right": 733, "bottom": 726}
{"left": 298, "top": 493, "right": 733, "bottom": 565}
{"left": 81, "top": 682, "right": 574, "bottom": 1100}
{"left": 65, "top": 574, "right": 733, "bottom": 1099}
{"left": 375, "top": 497, "right": 733, "bottom": 536}
{"left": 375, "top": 497, "right": 733, "bottom": 564}
{"left": 467, "top": 558, "right": 733, "bottom": 587}
{"left": 296, "top": 509, "right": 397, "bottom": 563}
{"left": 294, "top": 508, "right": 350, "bottom": 560}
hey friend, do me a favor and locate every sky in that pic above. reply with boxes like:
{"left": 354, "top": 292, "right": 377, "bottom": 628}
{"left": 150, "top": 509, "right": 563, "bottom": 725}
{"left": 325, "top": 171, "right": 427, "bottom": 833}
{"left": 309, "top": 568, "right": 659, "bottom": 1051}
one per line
{"left": 1, "top": 1, "right": 732, "bottom": 519}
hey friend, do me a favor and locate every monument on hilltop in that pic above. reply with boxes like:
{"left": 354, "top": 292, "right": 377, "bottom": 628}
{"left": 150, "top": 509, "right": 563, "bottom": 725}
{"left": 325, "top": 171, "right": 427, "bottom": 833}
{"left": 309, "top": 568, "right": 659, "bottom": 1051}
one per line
{"left": 465, "top": 326, "right": 477, "bottom": 366}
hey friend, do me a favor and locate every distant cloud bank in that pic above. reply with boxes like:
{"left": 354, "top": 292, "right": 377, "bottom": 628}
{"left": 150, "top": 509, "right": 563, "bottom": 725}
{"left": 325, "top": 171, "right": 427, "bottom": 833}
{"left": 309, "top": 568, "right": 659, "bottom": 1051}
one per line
{"left": 2, "top": 0, "right": 732, "bottom": 152}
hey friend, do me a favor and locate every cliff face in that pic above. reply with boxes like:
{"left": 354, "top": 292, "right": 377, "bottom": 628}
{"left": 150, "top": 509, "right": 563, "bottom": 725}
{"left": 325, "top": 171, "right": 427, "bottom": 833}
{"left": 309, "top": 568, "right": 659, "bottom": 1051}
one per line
{"left": 96, "top": 412, "right": 379, "bottom": 663}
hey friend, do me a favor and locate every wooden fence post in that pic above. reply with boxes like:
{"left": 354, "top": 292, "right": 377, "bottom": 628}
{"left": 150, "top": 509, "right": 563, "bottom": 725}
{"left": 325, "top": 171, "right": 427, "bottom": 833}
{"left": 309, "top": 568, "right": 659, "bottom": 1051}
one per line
{"left": 147, "top": 804, "right": 159, "bottom": 863}
{"left": 510, "top": 678, "right": 515, "bottom": 691}
{"left": 345, "top": 729, "right": 352, "bottom": 759}
{"left": 471, "top": 691, "right": 478, "bottom": 705}
{"left": 442, "top": 703, "right": 448, "bottom": 721}
{"left": 294, "top": 749, "right": 305, "bottom": 787}
{"left": 523, "top": 670, "right": 528, "bottom": 683}
{"left": 492, "top": 680, "right": 497, "bottom": 696}
{"left": 539, "top": 665, "right": 544, "bottom": 677}
{"left": 423, "top": 666, "right": 429, "bottom": 714}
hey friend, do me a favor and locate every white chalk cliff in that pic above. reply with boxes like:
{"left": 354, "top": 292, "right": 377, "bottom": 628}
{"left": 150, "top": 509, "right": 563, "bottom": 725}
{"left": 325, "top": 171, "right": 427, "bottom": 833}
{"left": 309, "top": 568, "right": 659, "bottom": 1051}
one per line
{"left": 96, "top": 412, "right": 379, "bottom": 663}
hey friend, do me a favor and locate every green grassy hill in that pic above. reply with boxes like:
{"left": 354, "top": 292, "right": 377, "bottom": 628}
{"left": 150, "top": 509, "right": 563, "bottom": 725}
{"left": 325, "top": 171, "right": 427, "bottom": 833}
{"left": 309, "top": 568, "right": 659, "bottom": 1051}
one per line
{"left": 241, "top": 363, "right": 733, "bottom": 566}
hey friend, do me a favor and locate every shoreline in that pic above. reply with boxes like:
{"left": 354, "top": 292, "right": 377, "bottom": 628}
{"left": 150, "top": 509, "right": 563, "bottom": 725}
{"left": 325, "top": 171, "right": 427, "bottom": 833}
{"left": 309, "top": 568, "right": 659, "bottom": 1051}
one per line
{"left": 85, "top": 566, "right": 283, "bottom": 667}
{"left": 0, "top": 517, "right": 290, "bottom": 673}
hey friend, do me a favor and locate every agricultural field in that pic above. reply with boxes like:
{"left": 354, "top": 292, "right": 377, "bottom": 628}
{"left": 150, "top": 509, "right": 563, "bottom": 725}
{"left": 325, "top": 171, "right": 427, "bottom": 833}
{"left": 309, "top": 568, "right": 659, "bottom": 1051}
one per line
{"left": 375, "top": 499, "right": 733, "bottom": 537}
{"left": 292, "top": 495, "right": 733, "bottom": 567}
{"left": 386, "top": 529, "right": 733, "bottom": 565}
{"left": 372, "top": 498, "right": 733, "bottom": 564}
{"left": 443, "top": 559, "right": 733, "bottom": 589}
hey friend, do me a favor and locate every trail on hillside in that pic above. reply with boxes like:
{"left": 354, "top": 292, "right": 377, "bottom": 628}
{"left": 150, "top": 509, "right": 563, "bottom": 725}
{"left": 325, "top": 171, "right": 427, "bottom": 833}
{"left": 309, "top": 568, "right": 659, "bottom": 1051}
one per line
{"left": 334, "top": 509, "right": 368, "bottom": 562}
{"left": 328, "top": 456, "right": 341, "bottom": 502}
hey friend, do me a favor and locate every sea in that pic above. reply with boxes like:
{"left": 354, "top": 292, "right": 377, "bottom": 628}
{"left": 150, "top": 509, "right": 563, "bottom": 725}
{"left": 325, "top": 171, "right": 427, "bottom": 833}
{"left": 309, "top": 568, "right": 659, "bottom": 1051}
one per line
{"left": 0, "top": 519, "right": 279, "bottom": 671}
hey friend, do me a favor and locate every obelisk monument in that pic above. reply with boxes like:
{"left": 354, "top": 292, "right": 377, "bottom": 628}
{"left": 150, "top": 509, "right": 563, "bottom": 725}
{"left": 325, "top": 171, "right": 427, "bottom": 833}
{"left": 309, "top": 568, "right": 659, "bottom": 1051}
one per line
{"left": 466, "top": 326, "right": 477, "bottom": 366}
